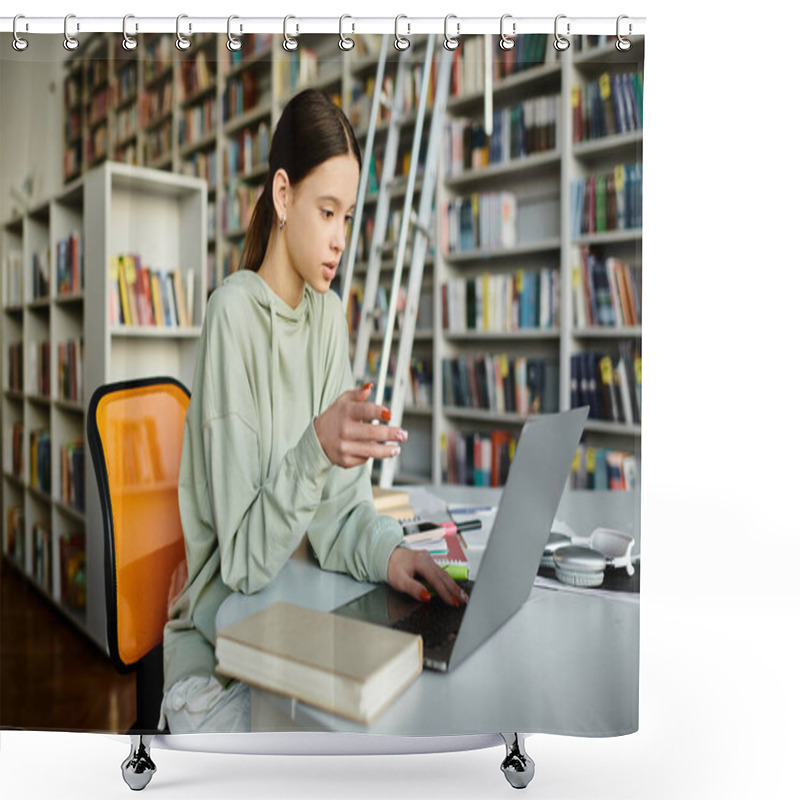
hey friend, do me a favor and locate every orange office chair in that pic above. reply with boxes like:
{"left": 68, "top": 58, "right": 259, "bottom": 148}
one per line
{"left": 87, "top": 377, "right": 190, "bottom": 789}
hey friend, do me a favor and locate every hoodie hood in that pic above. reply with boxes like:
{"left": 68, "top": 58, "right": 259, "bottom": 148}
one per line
{"left": 223, "top": 267, "right": 311, "bottom": 324}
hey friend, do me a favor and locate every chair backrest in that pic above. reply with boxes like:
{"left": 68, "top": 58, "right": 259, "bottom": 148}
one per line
{"left": 87, "top": 377, "right": 190, "bottom": 673}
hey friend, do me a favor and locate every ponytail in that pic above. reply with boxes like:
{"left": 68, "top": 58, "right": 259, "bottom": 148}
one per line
{"left": 241, "top": 183, "right": 274, "bottom": 272}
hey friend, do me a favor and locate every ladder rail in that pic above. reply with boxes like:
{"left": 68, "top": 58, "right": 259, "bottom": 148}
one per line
{"left": 352, "top": 45, "right": 414, "bottom": 383}
{"left": 341, "top": 34, "right": 390, "bottom": 318}
{"left": 373, "top": 34, "right": 436, "bottom": 413}
{"left": 380, "top": 46, "right": 454, "bottom": 487}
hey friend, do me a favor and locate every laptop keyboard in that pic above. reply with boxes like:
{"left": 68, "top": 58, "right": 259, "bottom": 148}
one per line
{"left": 390, "top": 581, "right": 475, "bottom": 647}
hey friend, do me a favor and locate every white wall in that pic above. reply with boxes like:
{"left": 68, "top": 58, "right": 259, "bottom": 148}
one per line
{"left": 0, "top": 34, "right": 66, "bottom": 221}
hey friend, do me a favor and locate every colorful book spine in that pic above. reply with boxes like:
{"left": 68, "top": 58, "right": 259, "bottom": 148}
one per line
{"left": 441, "top": 355, "right": 558, "bottom": 417}
{"left": 111, "top": 254, "right": 194, "bottom": 329}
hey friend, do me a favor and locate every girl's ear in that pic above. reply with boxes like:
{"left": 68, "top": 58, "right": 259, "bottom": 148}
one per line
{"left": 272, "top": 168, "right": 291, "bottom": 221}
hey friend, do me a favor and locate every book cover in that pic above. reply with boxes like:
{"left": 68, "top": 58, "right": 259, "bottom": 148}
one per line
{"left": 216, "top": 602, "right": 422, "bottom": 724}
{"left": 115, "top": 256, "right": 131, "bottom": 325}
{"left": 371, "top": 486, "right": 410, "bottom": 512}
{"left": 173, "top": 270, "right": 188, "bottom": 327}
{"left": 123, "top": 255, "right": 139, "bottom": 325}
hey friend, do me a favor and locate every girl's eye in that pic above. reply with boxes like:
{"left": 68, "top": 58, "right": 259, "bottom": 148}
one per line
{"left": 345, "top": 215, "right": 354, "bottom": 225}
{"left": 322, "top": 209, "right": 334, "bottom": 219}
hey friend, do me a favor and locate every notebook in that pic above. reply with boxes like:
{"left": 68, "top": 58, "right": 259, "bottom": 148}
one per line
{"left": 333, "top": 406, "right": 590, "bottom": 671}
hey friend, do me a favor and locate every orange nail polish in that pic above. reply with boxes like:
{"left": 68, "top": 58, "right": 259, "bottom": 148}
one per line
{"left": 363, "top": 382, "right": 373, "bottom": 392}
{"left": 381, "top": 408, "right": 391, "bottom": 421}
{"left": 420, "top": 589, "right": 431, "bottom": 602}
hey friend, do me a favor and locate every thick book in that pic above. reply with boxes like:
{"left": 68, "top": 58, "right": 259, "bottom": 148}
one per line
{"left": 371, "top": 487, "right": 415, "bottom": 521}
{"left": 372, "top": 486, "right": 410, "bottom": 511}
{"left": 216, "top": 601, "right": 422, "bottom": 724}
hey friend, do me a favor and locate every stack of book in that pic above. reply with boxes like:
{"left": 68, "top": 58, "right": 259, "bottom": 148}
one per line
{"left": 61, "top": 440, "right": 85, "bottom": 512}
{"left": 442, "top": 268, "right": 560, "bottom": 333}
{"left": 224, "top": 122, "right": 270, "bottom": 180}
{"left": 216, "top": 601, "right": 422, "bottom": 724}
{"left": 4, "top": 249, "right": 22, "bottom": 305}
{"left": 372, "top": 486, "right": 415, "bottom": 522}
{"left": 441, "top": 354, "right": 559, "bottom": 417}
{"left": 110, "top": 255, "right": 195, "bottom": 329}
{"left": 572, "top": 71, "right": 643, "bottom": 142}
{"left": 5, "top": 507, "right": 25, "bottom": 564}
{"left": 29, "top": 429, "right": 51, "bottom": 494}
{"left": 449, "top": 34, "right": 556, "bottom": 98}
{"left": 570, "top": 343, "right": 641, "bottom": 426}
{"left": 441, "top": 191, "right": 518, "bottom": 255}
{"left": 440, "top": 429, "right": 518, "bottom": 488}
{"left": 6, "top": 342, "right": 22, "bottom": 392}
{"left": 56, "top": 337, "right": 84, "bottom": 403}
{"left": 443, "top": 93, "right": 560, "bottom": 178}
{"left": 571, "top": 445, "right": 638, "bottom": 491}
{"left": 572, "top": 246, "right": 641, "bottom": 329}
{"left": 55, "top": 231, "right": 83, "bottom": 296}
{"left": 570, "top": 162, "right": 643, "bottom": 237}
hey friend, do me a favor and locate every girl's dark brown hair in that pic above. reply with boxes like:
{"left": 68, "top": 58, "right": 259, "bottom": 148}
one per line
{"left": 240, "top": 88, "right": 362, "bottom": 271}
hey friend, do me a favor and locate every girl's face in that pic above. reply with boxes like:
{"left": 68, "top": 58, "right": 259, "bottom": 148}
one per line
{"left": 283, "top": 153, "right": 359, "bottom": 297}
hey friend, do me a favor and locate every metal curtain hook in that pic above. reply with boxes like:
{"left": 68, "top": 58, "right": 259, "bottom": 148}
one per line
{"left": 227, "top": 15, "right": 242, "bottom": 51}
{"left": 616, "top": 15, "right": 632, "bottom": 51}
{"left": 64, "top": 13, "right": 79, "bottom": 51}
{"left": 176, "top": 14, "right": 191, "bottom": 51}
{"left": 394, "top": 15, "right": 411, "bottom": 51}
{"left": 339, "top": 15, "right": 355, "bottom": 51}
{"left": 12, "top": 14, "right": 29, "bottom": 52}
{"left": 443, "top": 14, "right": 460, "bottom": 51}
{"left": 499, "top": 14, "right": 515, "bottom": 51}
{"left": 553, "top": 14, "right": 570, "bottom": 51}
{"left": 122, "top": 14, "right": 138, "bottom": 51}
{"left": 283, "top": 15, "right": 299, "bottom": 51}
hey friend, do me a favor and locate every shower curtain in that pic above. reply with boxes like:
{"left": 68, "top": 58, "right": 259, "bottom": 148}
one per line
{"left": 0, "top": 24, "right": 642, "bottom": 742}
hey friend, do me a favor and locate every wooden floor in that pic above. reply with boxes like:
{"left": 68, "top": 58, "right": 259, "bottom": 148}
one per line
{"left": 0, "top": 556, "right": 136, "bottom": 732}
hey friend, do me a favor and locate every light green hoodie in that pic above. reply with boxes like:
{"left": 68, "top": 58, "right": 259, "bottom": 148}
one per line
{"left": 163, "top": 269, "right": 405, "bottom": 691}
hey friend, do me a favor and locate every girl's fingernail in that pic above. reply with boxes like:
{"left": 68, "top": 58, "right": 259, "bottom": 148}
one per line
{"left": 390, "top": 446, "right": 401, "bottom": 457}
{"left": 381, "top": 408, "right": 391, "bottom": 421}
{"left": 420, "top": 589, "right": 431, "bottom": 602}
{"left": 396, "top": 429, "right": 408, "bottom": 442}
{"left": 363, "top": 382, "right": 373, "bottom": 392}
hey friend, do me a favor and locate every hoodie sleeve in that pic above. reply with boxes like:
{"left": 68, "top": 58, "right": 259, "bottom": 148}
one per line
{"left": 198, "top": 290, "right": 335, "bottom": 595}
{"left": 304, "top": 296, "right": 405, "bottom": 584}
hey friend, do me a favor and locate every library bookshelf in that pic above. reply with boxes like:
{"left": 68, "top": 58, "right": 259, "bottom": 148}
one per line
{"left": 436, "top": 35, "right": 642, "bottom": 489}
{"left": 1, "top": 161, "right": 206, "bottom": 648}
{"left": 16, "top": 32, "right": 640, "bottom": 507}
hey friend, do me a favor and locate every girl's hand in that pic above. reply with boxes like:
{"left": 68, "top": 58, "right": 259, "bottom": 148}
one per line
{"left": 386, "top": 546, "right": 470, "bottom": 607}
{"left": 314, "top": 382, "right": 408, "bottom": 468}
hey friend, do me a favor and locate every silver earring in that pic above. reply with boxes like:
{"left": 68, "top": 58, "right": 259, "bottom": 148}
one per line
{"left": 279, "top": 217, "right": 286, "bottom": 231}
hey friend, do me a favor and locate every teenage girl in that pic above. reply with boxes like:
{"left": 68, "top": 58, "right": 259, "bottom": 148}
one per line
{"left": 160, "top": 88, "right": 467, "bottom": 734}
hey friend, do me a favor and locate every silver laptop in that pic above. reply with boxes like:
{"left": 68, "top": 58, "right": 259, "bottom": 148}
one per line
{"left": 333, "top": 406, "right": 590, "bottom": 671}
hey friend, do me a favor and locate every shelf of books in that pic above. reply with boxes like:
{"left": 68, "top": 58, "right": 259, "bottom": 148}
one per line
{"left": 563, "top": 37, "right": 643, "bottom": 491}
{"left": 436, "top": 34, "right": 565, "bottom": 489}
{"left": 435, "top": 33, "right": 643, "bottom": 491}
{"left": 1, "top": 161, "right": 206, "bottom": 649}
{"left": 54, "top": 32, "right": 643, "bottom": 494}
